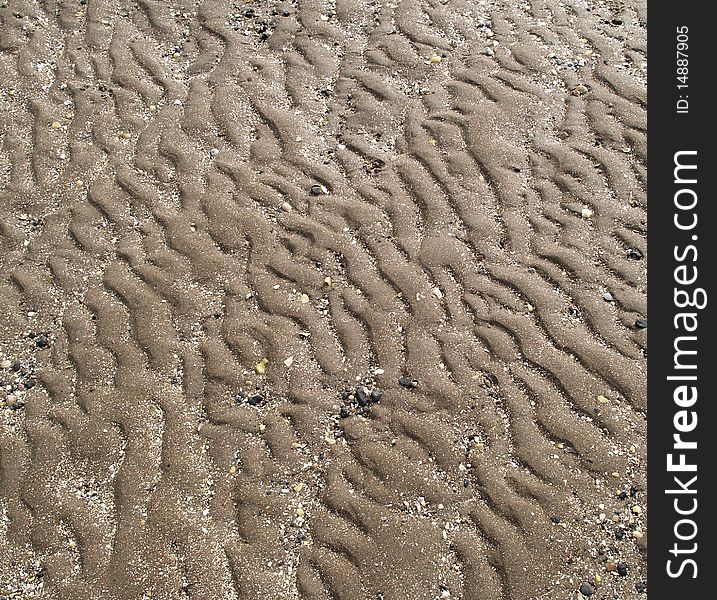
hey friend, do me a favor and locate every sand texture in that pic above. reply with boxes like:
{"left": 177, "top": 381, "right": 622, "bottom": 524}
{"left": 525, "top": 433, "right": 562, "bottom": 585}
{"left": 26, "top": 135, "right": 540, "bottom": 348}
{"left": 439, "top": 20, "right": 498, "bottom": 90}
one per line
{"left": 0, "top": 0, "right": 646, "bottom": 598}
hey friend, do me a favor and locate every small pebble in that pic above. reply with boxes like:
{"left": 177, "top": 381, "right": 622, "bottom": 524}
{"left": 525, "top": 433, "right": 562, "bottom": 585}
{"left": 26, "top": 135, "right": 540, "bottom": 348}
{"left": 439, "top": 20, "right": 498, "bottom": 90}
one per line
{"left": 35, "top": 336, "right": 49, "bottom": 348}
{"left": 247, "top": 394, "right": 263, "bottom": 406}
{"left": 370, "top": 389, "right": 382, "bottom": 403}
{"left": 356, "top": 387, "right": 368, "bottom": 407}
{"left": 617, "top": 563, "right": 628, "bottom": 577}
{"left": 281, "top": 201, "right": 293, "bottom": 212}
{"left": 579, "top": 582, "right": 594, "bottom": 597}
{"left": 0, "top": 360, "right": 11, "bottom": 369}
{"left": 602, "top": 292, "right": 613, "bottom": 302}
{"left": 635, "top": 318, "right": 647, "bottom": 329}
{"left": 310, "top": 184, "right": 328, "bottom": 195}
{"left": 627, "top": 248, "right": 643, "bottom": 260}
{"left": 581, "top": 208, "right": 593, "bottom": 218}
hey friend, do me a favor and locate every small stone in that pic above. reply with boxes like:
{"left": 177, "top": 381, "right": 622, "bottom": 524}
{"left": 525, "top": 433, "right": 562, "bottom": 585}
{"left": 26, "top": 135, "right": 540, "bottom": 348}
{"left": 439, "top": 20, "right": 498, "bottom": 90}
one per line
{"left": 432, "top": 287, "right": 443, "bottom": 299}
{"left": 299, "top": 293, "right": 310, "bottom": 303}
{"left": 617, "top": 563, "right": 628, "bottom": 577}
{"left": 370, "top": 389, "right": 382, "bottom": 403}
{"left": 631, "top": 504, "right": 642, "bottom": 515}
{"left": 615, "top": 528, "right": 625, "bottom": 540}
{"left": 483, "top": 47, "right": 494, "bottom": 56}
{"left": 339, "top": 406, "right": 350, "bottom": 418}
{"left": 635, "top": 318, "right": 647, "bottom": 329}
{"left": 283, "top": 356, "right": 294, "bottom": 367}
{"left": 310, "top": 184, "right": 328, "bottom": 195}
{"left": 35, "top": 336, "right": 49, "bottom": 348}
{"left": 247, "top": 394, "right": 263, "bottom": 406}
{"left": 571, "top": 84, "right": 589, "bottom": 96}
{"left": 209, "top": 147, "right": 219, "bottom": 157}
{"left": 51, "top": 121, "right": 62, "bottom": 129}
{"left": 399, "top": 376, "right": 418, "bottom": 389}
{"left": 324, "top": 276, "right": 332, "bottom": 287}
{"left": 550, "top": 515, "right": 561, "bottom": 524}
{"left": 635, "top": 581, "right": 647, "bottom": 593}
{"left": 229, "top": 465, "right": 237, "bottom": 474}
{"left": 25, "top": 378, "right": 36, "bottom": 389}
{"left": 281, "top": 201, "right": 293, "bottom": 212}
{"left": 293, "top": 483, "right": 304, "bottom": 493}
{"left": 254, "top": 358, "right": 269, "bottom": 375}
{"left": 602, "top": 292, "right": 613, "bottom": 302}
{"left": 0, "top": 360, "right": 11, "bottom": 369}
{"left": 597, "top": 395, "right": 609, "bottom": 404}
{"left": 627, "top": 248, "right": 643, "bottom": 260}
{"left": 581, "top": 208, "right": 593, "bottom": 218}
{"left": 356, "top": 387, "right": 368, "bottom": 406}
{"left": 594, "top": 574, "right": 602, "bottom": 584}
{"left": 429, "top": 54, "right": 442, "bottom": 64}
{"left": 579, "top": 582, "right": 594, "bottom": 596}
{"left": 606, "top": 561, "right": 617, "bottom": 572}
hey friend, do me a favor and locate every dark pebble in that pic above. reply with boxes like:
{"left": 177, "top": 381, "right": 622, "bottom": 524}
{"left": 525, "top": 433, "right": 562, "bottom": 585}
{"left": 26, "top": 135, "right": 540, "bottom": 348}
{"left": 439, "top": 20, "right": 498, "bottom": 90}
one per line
{"left": 342, "top": 388, "right": 352, "bottom": 401}
{"left": 35, "top": 336, "right": 49, "bottom": 348}
{"left": 356, "top": 387, "right": 368, "bottom": 406}
{"left": 617, "top": 562, "right": 628, "bottom": 577}
{"left": 635, "top": 318, "right": 647, "bottom": 329}
{"left": 12, "top": 362, "right": 21, "bottom": 371}
{"left": 370, "top": 389, "right": 382, "bottom": 403}
{"left": 398, "top": 375, "right": 413, "bottom": 388}
{"left": 310, "top": 184, "right": 324, "bottom": 195}
{"left": 579, "top": 582, "right": 594, "bottom": 596}
{"left": 25, "top": 378, "right": 36, "bottom": 389}
{"left": 612, "top": 18, "right": 623, "bottom": 25}
{"left": 615, "top": 529, "right": 625, "bottom": 540}
{"left": 635, "top": 582, "right": 647, "bottom": 593}
{"left": 463, "top": 479, "right": 470, "bottom": 488}
{"left": 550, "top": 515, "right": 561, "bottom": 524}
{"left": 247, "top": 394, "right": 263, "bottom": 406}
{"left": 339, "top": 407, "right": 350, "bottom": 418}
{"left": 618, "top": 491, "right": 628, "bottom": 500}
{"left": 627, "top": 248, "right": 643, "bottom": 260}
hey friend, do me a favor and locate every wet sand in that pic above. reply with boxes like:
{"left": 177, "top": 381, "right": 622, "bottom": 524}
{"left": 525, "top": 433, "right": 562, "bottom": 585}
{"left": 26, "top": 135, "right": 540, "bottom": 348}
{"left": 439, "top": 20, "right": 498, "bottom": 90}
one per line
{"left": 0, "top": 0, "right": 646, "bottom": 598}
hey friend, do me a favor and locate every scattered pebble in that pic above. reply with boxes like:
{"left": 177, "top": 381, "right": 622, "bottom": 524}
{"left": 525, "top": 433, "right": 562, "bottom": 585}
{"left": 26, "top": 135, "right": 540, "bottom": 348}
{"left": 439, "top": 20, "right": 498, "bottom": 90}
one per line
{"left": 255, "top": 358, "right": 269, "bottom": 375}
{"left": 627, "top": 248, "right": 643, "bottom": 260}
{"left": 310, "top": 184, "right": 328, "bottom": 195}
{"left": 579, "top": 582, "right": 595, "bottom": 597}
{"left": 634, "top": 318, "right": 647, "bottom": 329}
{"left": 602, "top": 292, "right": 613, "bottom": 302}
{"left": 398, "top": 375, "right": 418, "bottom": 389}
{"left": 581, "top": 208, "right": 593, "bottom": 219}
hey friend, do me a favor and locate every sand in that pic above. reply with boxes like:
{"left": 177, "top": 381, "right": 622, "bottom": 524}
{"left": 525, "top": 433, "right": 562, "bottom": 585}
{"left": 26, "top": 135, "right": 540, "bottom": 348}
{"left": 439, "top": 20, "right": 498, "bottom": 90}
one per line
{"left": 0, "top": 0, "right": 646, "bottom": 598}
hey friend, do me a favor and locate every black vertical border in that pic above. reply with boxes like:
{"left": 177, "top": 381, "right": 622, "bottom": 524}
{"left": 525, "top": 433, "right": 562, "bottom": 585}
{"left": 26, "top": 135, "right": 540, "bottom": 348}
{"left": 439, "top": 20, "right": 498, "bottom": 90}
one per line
{"left": 648, "top": 2, "right": 714, "bottom": 596}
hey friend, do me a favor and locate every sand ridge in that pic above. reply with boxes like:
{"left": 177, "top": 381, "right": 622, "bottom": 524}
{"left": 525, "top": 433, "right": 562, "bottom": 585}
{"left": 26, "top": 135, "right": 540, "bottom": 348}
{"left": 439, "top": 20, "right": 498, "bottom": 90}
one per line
{"left": 1, "top": 0, "right": 646, "bottom": 598}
